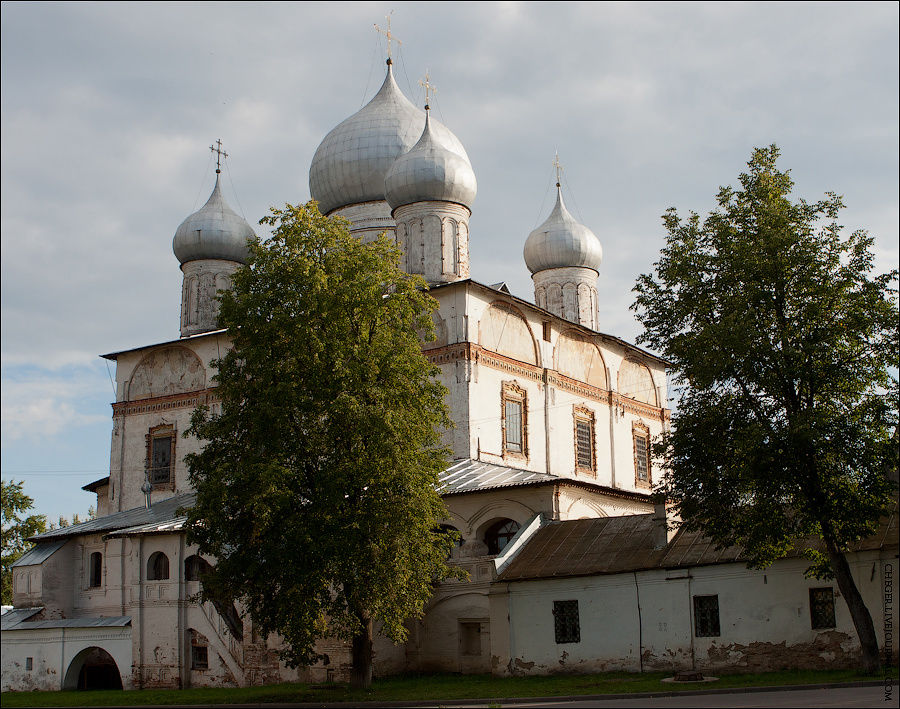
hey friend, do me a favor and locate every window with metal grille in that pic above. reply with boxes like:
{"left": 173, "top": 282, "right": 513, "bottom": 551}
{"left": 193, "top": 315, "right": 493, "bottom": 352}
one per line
{"left": 151, "top": 435, "right": 173, "bottom": 484}
{"left": 809, "top": 587, "right": 836, "bottom": 629}
{"left": 553, "top": 600, "right": 580, "bottom": 644}
{"left": 191, "top": 644, "right": 208, "bottom": 670}
{"left": 505, "top": 399, "right": 523, "bottom": 452}
{"left": 693, "top": 595, "right": 720, "bottom": 637}
{"left": 575, "top": 417, "right": 594, "bottom": 471}
{"left": 634, "top": 431, "right": 649, "bottom": 484}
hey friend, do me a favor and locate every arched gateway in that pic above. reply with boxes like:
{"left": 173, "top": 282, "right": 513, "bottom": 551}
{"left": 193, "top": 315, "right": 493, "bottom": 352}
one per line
{"left": 63, "top": 646, "right": 123, "bottom": 690}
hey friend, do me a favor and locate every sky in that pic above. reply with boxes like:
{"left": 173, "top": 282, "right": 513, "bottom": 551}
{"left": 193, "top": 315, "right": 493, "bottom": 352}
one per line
{"left": 2, "top": 1, "right": 898, "bottom": 523}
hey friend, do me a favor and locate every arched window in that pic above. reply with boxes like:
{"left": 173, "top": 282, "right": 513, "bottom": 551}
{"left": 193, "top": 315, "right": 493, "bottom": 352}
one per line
{"left": 147, "top": 551, "right": 170, "bottom": 581}
{"left": 184, "top": 555, "right": 211, "bottom": 582}
{"left": 89, "top": 552, "right": 102, "bottom": 587}
{"left": 484, "top": 519, "right": 521, "bottom": 555}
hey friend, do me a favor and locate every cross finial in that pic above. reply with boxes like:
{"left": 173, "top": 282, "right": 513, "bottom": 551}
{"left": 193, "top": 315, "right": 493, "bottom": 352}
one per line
{"left": 553, "top": 152, "right": 563, "bottom": 188}
{"left": 210, "top": 139, "right": 228, "bottom": 174}
{"left": 374, "top": 11, "right": 401, "bottom": 63}
{"left": 419, "top": 70, "right": 436, "bottom": 110}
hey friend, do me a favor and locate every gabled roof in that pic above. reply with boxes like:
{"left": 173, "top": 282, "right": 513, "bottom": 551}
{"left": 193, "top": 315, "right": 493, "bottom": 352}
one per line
{"left": 29, "top": 493, "right": 195, "bottom": 542}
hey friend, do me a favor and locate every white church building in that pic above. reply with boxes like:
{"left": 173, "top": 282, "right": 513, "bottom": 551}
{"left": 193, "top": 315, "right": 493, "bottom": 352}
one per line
{"left": 2, "top": 56, "right": 894, "bottom": 692}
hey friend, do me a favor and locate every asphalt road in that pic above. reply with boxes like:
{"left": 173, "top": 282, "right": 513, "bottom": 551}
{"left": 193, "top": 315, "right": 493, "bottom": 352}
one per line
{"left": 441, "top": 683, "right": 895, "bottom": 708}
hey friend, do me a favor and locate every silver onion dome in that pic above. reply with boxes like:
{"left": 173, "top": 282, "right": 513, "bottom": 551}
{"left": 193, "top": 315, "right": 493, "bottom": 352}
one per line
{"left": 385, "top": 111, "right": 476, "bottom": 210}
{"left": 172, "top": 176, "right": 255, "bottom": 264}
{"left": 524, "top": 187, "right": 603, "bottom": 273}
{"left": 309, "top": 61, "right": 470, "bottom": 215}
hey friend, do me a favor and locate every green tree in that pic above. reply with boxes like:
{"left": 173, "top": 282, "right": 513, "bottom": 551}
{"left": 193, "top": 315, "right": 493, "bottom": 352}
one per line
{"left": 632, "top": 146, "right": 898, "bottom": 673}
{"left": 1, "top": 480, "right": 47, "bottom": 605}
{"left": 184, "top": 202, "right": 459, "bottom": 689}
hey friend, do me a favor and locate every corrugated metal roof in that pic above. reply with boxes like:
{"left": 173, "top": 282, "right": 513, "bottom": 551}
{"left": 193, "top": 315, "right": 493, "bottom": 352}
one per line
{"left": 500, "top": 508, "right": 898, "bottom": 582}
{"left": 2, "top": 613, "right": 131, "bottom": 631}
{"left": 11, "top": 540, "right": 67, "bottom": 567}
{"left": 439, "top": 459, "right": 557, "bottom": 494}
{"left": 0, "top": 607, "right": 43, "bottom": 630}
{"left": 30, "top": 493, "right": 195, "bottom": 542}
{"left": 106, "top": 517, "right": 187, "bottom": 537}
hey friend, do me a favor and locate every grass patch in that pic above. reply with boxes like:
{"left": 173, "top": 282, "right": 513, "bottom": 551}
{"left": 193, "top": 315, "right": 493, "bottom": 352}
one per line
{"left": 0, "top": 668, "right": 874, "bottom": 707}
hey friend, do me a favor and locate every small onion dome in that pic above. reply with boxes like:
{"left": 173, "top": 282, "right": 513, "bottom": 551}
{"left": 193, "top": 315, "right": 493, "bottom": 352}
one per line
{"left": 523, "top": 187, "right": 603, "bottom": 274}
{"left": 309, "top": 61, "right": 469, "bottom": 215}
{"left": 172, "top": 176, "right": 255, "bottom": 265}
{"left": 385, "top": 111, "right": 477, "bottom": 210}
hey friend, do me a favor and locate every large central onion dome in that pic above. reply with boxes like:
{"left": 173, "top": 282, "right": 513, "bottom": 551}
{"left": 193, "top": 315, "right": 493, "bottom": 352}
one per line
{"left": 523, "top": 187, "right": 603, "bottom": 274}
{"left": 309, "top": 60, "right": 469, "bottom": 215}
{"left": 173, "top": 176, "right": 255, "bottom": 264}
{"left": 385, "top": 111, "right": 477, "bottom": 210}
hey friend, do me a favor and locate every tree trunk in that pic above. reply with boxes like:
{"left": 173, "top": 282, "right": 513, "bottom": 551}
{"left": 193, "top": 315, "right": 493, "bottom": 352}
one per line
{"left": 350, "top": 612, "right": 373, "bottom": 690}
{"left": 823, "top": 537, "right": 881, "bottom": 673}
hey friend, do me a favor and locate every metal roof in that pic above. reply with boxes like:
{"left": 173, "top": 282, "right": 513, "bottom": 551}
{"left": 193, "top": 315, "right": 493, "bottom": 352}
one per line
{"left": 524, "top": 186, "right": 603, "bottom": 274}
{"left": 106, "top": 517, "right": 187, "bottom": 538}
{"left": 0, "top": 607, "right": 42, "bottom": 630}
{"left": 309, "top": 61, "right": 469, "bottom": 215}
{"left": 500, "top": 508, "right": 898, "bottom": 582}
{"left": 29, "top": 493, "right": 195, "bottom": 542}
{"left": 2, "top": 612, "right": 131, "bottom": 631}
{"left": 12, "top": 540, "right": 67, "bottom": 567}
{"left": 81, "top": 476, "right": 110, "bottom": 493}
{"left": 439, "top": 459, "right": 557, "bottom": 494}
{"left": 101, "top": 330, "right": 225, "bottom": 360}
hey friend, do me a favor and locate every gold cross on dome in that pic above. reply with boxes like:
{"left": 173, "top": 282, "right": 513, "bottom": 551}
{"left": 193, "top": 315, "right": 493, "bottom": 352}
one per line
{"left": 553, "top": 152, "right": 563, "bottom": 187}
{"left": 210, "top": 139, "right": 228, "bottom": 173}
{"left": 419, "top": 71, "right": 436, "bottom": 108}
{"left": 374, "top": 11, "right": 402, "bottom": 61}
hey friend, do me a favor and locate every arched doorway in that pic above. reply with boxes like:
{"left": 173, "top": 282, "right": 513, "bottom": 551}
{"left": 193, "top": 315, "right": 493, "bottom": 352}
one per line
{"left": 63, "top": 647, "right": 123, "bottom": 690}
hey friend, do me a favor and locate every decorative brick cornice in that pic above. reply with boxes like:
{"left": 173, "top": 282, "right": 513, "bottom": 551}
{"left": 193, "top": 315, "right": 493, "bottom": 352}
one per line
{"left": 112, "top": 389, "right": 219, "bottom": 417}
{"left": 548, "top": 371, "right": 611, "bottom": 405}
{"left": 427, "top": 342, "right": 667, "bottom": 419}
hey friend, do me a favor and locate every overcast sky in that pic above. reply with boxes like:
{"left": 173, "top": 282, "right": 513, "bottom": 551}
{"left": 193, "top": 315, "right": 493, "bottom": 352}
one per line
{"left": 2, "top": 1, "right": 897, "bottom": 523}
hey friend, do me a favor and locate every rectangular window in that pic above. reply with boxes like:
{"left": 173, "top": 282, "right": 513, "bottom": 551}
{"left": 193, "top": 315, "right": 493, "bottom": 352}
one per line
{"left": 505, "top": 400, "right": 523, "bottom": 452}
{"left": 502, "top": 383, "right": 527, "bottom": 457}
{"left": 693, "top": 595, "right": 720, "bottom": 637}
{"left": 89, "top": 551, "right": 103, "bottom": 588}
{"left": 542, "top": 321, "right": 552, "bottom": 342}
{"left": 810, "top": 587, "right": 836, "bottom": 629}
{"left": 191, "top": 644, "right": 208, "bottom": 670}
{"left": 25, "top": 657, "right": 33, "bottom": 671}
{"left": 151, "top": 435, "right": 173, "bottom": 484}
{"left": 553, "top": 600, "right": 581, "bottom": 644}
{"left": 633, "top": 423, "right": 650, "bottom": 487}
{"left": 575, "top": 410, "right": 595, "bottom": 473}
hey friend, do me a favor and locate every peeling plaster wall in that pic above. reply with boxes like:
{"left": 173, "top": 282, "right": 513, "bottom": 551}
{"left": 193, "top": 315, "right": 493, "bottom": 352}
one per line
{"left": 1, "top": 626, "right": 132, "bottom": 692}
{"left": 495, "top": 549, "right": 894, "bottom": 676}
